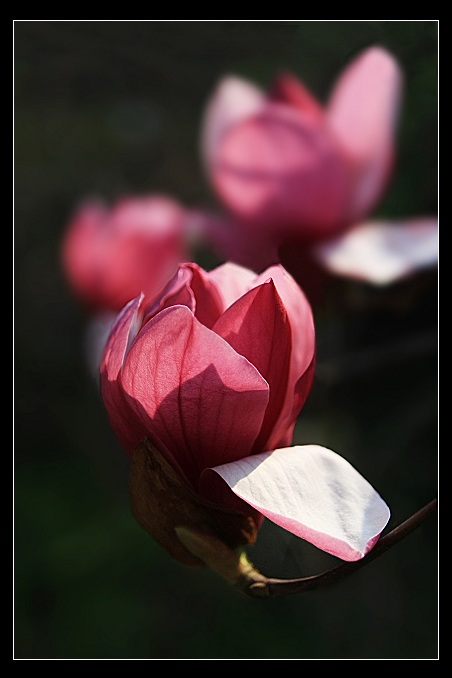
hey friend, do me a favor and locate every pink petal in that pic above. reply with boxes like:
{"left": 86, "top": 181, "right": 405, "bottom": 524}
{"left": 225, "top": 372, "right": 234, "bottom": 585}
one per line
{"left": 120, "top": 305, "right": 270, "bottom": 487}
{"left": 312, "top": 218, "right": 438, "bottom": 285}
{"left": 201, "top": 75, "right": 265, "bottom": 169}
{"left": 142, "top": 263, "right": 223, "bottom": 328}
{"left": 60, "top": 200, "right": 109, "bottom": 309}
{"left": 210, "top": 265, "right": 315, "bottom": 446}
{"left": 142, "top": 265, "right": 195, "bottom": 323}
{"left": 212, "top": 102, "right": 350, "bottom": 237}
{"left": 110, "top": 195, "right": 186, "bottom": 238}
{"left": 102, "top": 230, "right": 182, "bottom": 310}
{"left": 100, "top": 295, "right": 143, "bottom": 396}
{"left": 207, "top": 261, "right": 261, "bottom": 309}
{"left": 100, "top": 295, "right": 146, "bottom": 455}
{"left": 212, "top": 280, "right": 292, "bottom": 453}
{"left": 327, "top": 47, "right": 403, "bottom": 221}
{"left": 268, "top": 71, "right": 324, "bottom": 123}
{"left": 253, "top": 266, "right": 315, "bottom": 450}
{"left": 253, "top": 266, "right": 315, "bottom": 376}
{"left": 202, "top": 445, "right": 390, "bottom": 561}
{"left": 186, "top": 263, "right": 224, "bottom": 328}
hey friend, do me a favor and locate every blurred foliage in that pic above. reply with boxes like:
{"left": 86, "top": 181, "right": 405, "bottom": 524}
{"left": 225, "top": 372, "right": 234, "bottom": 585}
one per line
{"left": 14, "top": 21, "right": 437, "bottom": 659}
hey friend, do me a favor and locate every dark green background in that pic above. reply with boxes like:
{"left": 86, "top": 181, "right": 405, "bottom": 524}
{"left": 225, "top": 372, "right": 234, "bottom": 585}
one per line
{"left": 15, "top": 20, "right": 438, "bottom": 659}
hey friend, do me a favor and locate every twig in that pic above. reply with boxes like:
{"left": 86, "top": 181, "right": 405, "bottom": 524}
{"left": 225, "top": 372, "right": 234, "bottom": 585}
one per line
{"left": 244, "top": 498, "right": 437, "bottom": 598}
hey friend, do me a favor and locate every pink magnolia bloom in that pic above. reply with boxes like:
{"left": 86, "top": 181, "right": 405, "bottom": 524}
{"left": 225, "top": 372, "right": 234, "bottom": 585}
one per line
{"left": 100, "top": 261, "right": 390, "bottom": 561}
{"left": 61, "top": 195, "right": 189, "bottom": 313}
{"left": 201, "top": 46, "right": 437, "bottom": 286}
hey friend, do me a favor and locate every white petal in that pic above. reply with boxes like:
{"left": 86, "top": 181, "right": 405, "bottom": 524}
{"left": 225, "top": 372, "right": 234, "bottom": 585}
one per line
{"left": 209, "top": 444, "right": 390, "bottom": 561}
{"left": 312, "top": 218, "right": 438, "bottom": 285}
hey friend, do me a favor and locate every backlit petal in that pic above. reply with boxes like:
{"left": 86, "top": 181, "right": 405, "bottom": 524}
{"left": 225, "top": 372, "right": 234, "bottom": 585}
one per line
{"left": 253, "top": 266, "right": 315, "bottom": 450}
{"left": 207, "top": 261, "right": 262, "bottom": 308}
{"left": 212, "top": 280, "right": 292, "bottom": 453}
{"left": 120, "top": 305, "right": 270, "bottom": 486}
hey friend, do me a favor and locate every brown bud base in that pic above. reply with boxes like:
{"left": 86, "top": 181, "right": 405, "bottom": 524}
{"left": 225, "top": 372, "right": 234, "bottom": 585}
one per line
{"left": 174, "top": 527, "right": 268, "bottom": 591}
{"left": 129, "top": 439, "right": 258, "bottom": 567}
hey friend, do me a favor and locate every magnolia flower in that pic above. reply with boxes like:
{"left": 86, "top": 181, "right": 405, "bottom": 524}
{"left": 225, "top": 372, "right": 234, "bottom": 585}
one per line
{"left": 100, "top": 261, "right": 390, "bottom": 563}
{"left": 61, "top": 195, "right": 189, "bottom": 313}
{"left": 200, "top": 46, "right": 437, "bottom": 286}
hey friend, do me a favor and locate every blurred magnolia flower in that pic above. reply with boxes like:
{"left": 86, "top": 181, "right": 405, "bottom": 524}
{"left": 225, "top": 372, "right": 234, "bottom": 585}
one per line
{"left": 61, "top": 195, "right": 190, "bottom": 313}
{"left": 61, "top": 194, "right": 196, "bottom": 376}
{"left": 200, "top": 46, "right": 437, "bottom": 287}
{"left": 100, "top": 261, "right": 390, "bottom": 566}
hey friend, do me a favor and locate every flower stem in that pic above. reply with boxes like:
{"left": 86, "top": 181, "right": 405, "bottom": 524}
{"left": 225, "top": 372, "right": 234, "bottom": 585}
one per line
{"left": 242, "top": 498, "right": 437, "bottom": 598}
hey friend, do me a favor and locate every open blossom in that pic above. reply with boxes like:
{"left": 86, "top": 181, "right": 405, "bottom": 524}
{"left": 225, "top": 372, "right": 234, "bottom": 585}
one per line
{"left": 61, "top": 195, "right": 189, "bottom": 313}
{"left": 100, "top": 261, "right": 390, "bottom": 562}
{"left": 200, "top": 46, "right": 437, "bottom": 286}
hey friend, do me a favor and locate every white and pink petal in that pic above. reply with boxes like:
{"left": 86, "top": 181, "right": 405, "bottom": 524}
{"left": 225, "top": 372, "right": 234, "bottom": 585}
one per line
{"left": 312, "top": 218, "right": 438, "bottom": 285}
{"left": 202, "top": 444, "right": 390, "bottom": 561}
